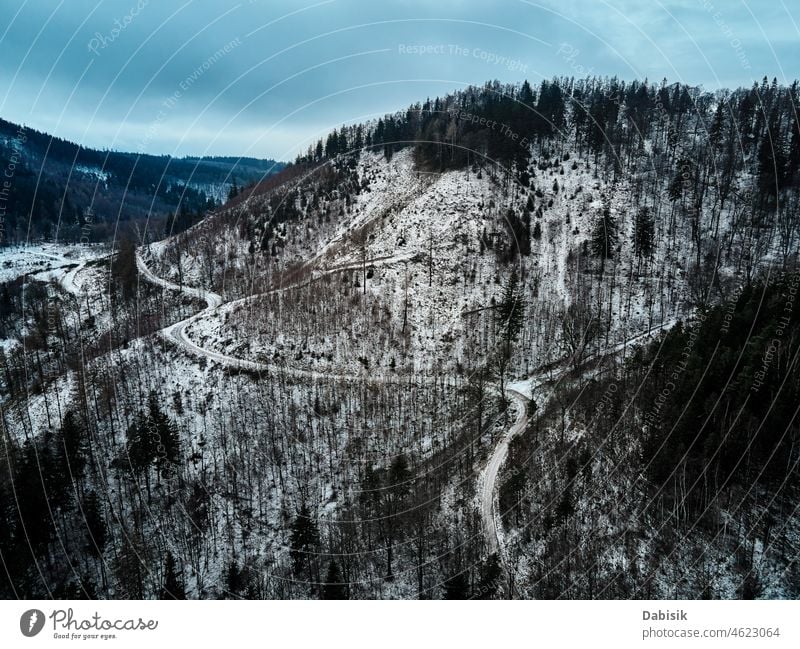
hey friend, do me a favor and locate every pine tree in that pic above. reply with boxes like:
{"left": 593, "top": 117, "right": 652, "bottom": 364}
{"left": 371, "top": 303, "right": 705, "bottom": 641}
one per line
{"left": 121, "top": 413, "right": 155, "bottom": 499}
{"left": 709, "top": 101, "right": 726, "bottom": 148}
{"left": 322, "top": 560, "right": 348, "bottom": 599}
{"left": 160, "top": 552, "right": 186, "bottom": 599}
{"left": 494, "top": 269, "right": 526, "bottom": 407}
{"left": 112, "top": 238, "right": 138, "bottom": 301}
{"left": 148, "top": 392, "right": 181, "bottom": 477}
{"left": 56, "top": 410, "right": 87, "bottom": 484}
{"left": 224, "top": 560, "right": 248, "bottom": 598}
{"left": 227, "top": 178, "right": 239, "bottom": 201}
{"left": 82, "top": 490, "right": 107, "bottom": 558}
{"left": 384, "top": 454, "right": 412, "bottom": 580}
{"left": 443, "top": 571, "right": 470, "bottom": 599}
{"left": 13, "top": 441, "right": 58, "bottom": 551}
{"left": 506, "top": 209, "right": 530, "bottom": 256}
{"left": 476, "top": 555, "right": 502, "bottom": 599}
{"left": 325, "top": 129, "right": 340, "bottom": 158}
{"left": 124, "top": 413, "right": 155, "bottom": 478}
{"left": 757, "top": 112, "right": 789, "bottom": 201}
{"left": 633, "top": 206, "right": 655, "bottom": 259}
{"left": 590, "top": 206, "right": 617, "bottom": 273}
{"left": 289, "top": 503, "right": 320, "bottom": 577}
{"left": 496, "top": 269, "right": 525, "bottom": 355}
{"left": 163, "top": 212, "right": 175, "bottom": 237}
{"left": 353, "top": 125, "right": 364, "bottom": 152}
{"left": 668, "top": 159, "right": 693, "bottom": 203}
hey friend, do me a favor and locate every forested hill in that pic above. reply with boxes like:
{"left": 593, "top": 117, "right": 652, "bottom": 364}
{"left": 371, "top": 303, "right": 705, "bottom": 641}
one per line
{"left": 0, "top": 117, "right": 284, "bottom": 244}
{"left": 1, "top": 76, "right": 799, "bottom": 600}
{"left": 291, "top": 76, "right": 799, "bottom": 216}
{"left": 296, "top": 76, "right": 799, "bottom": 197}
{"left": 168, "top": 75, "right": 799, "bottom": 309}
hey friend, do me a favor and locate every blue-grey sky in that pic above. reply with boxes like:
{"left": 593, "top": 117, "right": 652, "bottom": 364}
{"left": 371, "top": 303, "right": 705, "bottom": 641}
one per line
{"left": 1, "top": 0, "right": 797, "bottom": 160}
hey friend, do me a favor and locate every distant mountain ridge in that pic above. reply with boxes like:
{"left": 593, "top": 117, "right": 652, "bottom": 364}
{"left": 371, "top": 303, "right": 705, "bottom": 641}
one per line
{"left": 0, "top": 117, "right": 285, "bottom": 244}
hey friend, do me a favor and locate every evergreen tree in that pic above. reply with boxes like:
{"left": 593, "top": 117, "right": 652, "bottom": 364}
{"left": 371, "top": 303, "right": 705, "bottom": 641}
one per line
{"left": 325, "top": 129, "right": 340, "bottom": 158}
{"left": 120, "top": 413, "right": 156, "bottom": 499}
{"left": 505, "top": 209, "right": 530, "bottom": 256}
{"left": 148, "top": 392, "right": 181, "bottom": 477}
{"left": 496, "top": 268, "right": 525, "bottom": 357}
{"left": 160, "top": 552, "right": 186, "bottom": 599}
{"left": 757, "top": 112, "right": 789, "bottom": 201}
{"left": 13, "top": 440, "right": 63, "bottom": 551}
{"left": 112, "top": 238, "right": 138, "bottom": 301}
{"left": 82, "top": 490, "right": 107, "bottom": 558}
{"left": 476, "top": 555, "right": 502, "bottom": 599}
{"left": 56, "top": 410, "right": 87, "bottom": 484}
{"left": 163, "top": 212, "right": 175, "bottom": 237}
{"left": 353, "top": 125, "right": 364, "bottom": 152}
{"left": 322, "top": 560, "right": 348, "bottom": 599}
{"left": 709, "top": 101, "right": 727, "bottom": 148}
{"left": 227, "top": 178, "right": 239, "bottom": 201}
{"left": 633, "top": 206, "right": 655, "bottom": 259}
{"left": 384, "top": 454, "right": 412, "bottom": 580}
{"left": 224, "top": 560, "right": 248, "bottom": 598}
{"left": 590, "top": 206, "right": 617, "bottom": 272}
{"left": 668, "top": 158, "right": 694, "bottom": 203}
{"left": 494, "top": 269, "right": 526, "bottom": 406}
{"left": 289, "top": 503, "right": 320, "bottom": 577}
{"left": 443, "top": 571, "right": 470, "bottom": 599}
{"left": 124, "top": 413, "right": 155, "bottom": 478}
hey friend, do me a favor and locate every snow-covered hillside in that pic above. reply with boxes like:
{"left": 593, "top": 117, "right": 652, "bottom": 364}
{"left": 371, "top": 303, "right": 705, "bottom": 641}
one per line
{"left": 2, "top": 77, "right": 799, "bottom": 601}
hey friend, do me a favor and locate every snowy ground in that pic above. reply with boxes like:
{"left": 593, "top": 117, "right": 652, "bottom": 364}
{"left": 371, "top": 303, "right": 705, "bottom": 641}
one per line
{"left": 152, "top": 145, "right": 696, "bottom": 385}
{"left": 0, "top": 243, "right": 108, "bottom": 284}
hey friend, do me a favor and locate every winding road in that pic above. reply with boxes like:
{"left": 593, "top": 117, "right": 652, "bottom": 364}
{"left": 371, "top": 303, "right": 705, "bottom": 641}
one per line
{"left": 480, "top": 388, "right": 531, "bottom": 554}
{"left": 135, "top": 248, "right": 423, "bottom": 383}
{"left": 136, "top": 251, "right": 222, "bottom": 309}
{"left": 136, "top": 245, "right": 679, "bottom": 559}
{"left": 479, "top": 316, "right": 680, "bottom": 561}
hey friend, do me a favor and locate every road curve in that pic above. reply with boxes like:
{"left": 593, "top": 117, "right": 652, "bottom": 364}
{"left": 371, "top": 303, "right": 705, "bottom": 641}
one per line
{"left": 137, "top": 245, "right": 680, "bottom": 557}
{"left": 480, "top": 388, "right": 530, "bottom": 554}
{"left": 479, "top": 317, "right": 680, "bottom": 560}
{"left": 135, "top": 248, "right": 427, "bottom": 384}
{"left": 136, "top": 250, "right": 222, "bottom": 309}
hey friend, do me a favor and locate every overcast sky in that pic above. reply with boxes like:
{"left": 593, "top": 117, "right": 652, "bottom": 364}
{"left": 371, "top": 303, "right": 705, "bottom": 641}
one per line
{"left": 1, "top": 0, "right": 797, "bottom": 160}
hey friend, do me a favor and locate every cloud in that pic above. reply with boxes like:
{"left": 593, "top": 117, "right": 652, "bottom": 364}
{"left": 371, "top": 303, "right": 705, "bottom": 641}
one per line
{"left": 0, "top": 0, "right": 795, "bottom": 158}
